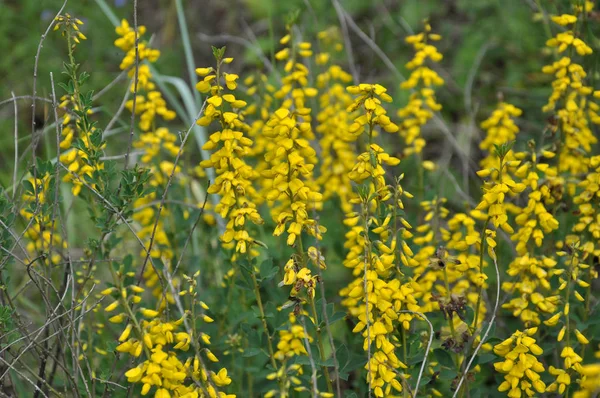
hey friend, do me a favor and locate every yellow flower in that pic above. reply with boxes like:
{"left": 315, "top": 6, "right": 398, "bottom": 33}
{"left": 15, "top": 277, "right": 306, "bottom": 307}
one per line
{"left": 493, "top": 328, "right": 546, "bottom": 396}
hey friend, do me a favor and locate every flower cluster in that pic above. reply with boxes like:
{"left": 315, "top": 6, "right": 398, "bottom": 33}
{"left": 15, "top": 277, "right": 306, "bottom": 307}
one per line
{"left": 397, "top": 22, "right": 444, "bottom": 158}
{"left": 502, "top": 147, "right": 561, "bottom": 326}
{"left": 19, "top": 172, "right": 67, "bottom": 265}
{"left": 314, "top": 30, "right": 357, "bottom": 213}
{"left": 541, "top": 12, "right": 599, "bottom": 176}
{"left": 54, "top": 16, "right": 106, "bottom": 197}
{"left": 261, "top": 37, "right": 324, "bottom": 247}
{"left": 479, "top": 102, "right": 522, "bottom": 169}
{"left": 115, "top": 19, "right": 175, "bottom": 131}
{"left": 121, "top": 313, "right": 232, "bottom": 397}
{"left": 196, "top": 53, "right": 263, "bottom": 259}
{"left": 493, "top": 327, "right": 546, "bottom": 396}
{"left": 340, "top": 84, "right": 419, "bottom": 397}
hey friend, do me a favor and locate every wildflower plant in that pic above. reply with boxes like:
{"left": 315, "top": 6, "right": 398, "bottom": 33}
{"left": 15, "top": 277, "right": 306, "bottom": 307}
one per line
{"left": 1, "top": 2, "right": 599, "bottom": 398}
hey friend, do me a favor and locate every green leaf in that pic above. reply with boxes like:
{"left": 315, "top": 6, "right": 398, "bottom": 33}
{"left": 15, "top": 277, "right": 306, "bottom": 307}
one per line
{"left": 336, "top": 344, "right": 349, "bottom": 370}
{"left": 328, "top": 311, "right": 347, "bottom": 325}
{"left": 242, "top": 347, "right": 263, "bottom": 358}
{"left": 22, "top": 180, "right": 34, "bottom": 195}
{"left": 433, "top": 348, "right": 455, "bottom": 369}
{"left": 234, "top": 281, "right": 252, "bottom": 292}
{"left": 463, "top": 306, "right": 475, "bottom": 326}
{"left": 477, "top": 353, "right": 496, "bottom": 365}
{"left": 259, "top": 258, "right": 278, "bottom": 282}
{"left": 292, "top": 355, "right": 312, "bottom": 366}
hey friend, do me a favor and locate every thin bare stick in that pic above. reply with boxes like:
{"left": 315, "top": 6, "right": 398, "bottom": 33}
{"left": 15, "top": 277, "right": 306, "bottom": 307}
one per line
{"left": 300, "top": 316, "right": 319, "bottom": 398}
{"left": 0, "top": 96, "right": 53, "bottom": 108}
{"left": 38, "top": 71, "right": 66, "bottom": 398}
{"left": 136, "top": 98, "right": 207, "bottom": 286}
{"left": 331, "top": 0, "right": 359, "bottom": 83}
{"left": 464, "top": 42, "right": 493, "bottom": 113}
{"left": 311, "top": 217, "right": 341, "bottom": 398}
{"left": 93, "top": 378, "right": 127, "bottom": 390}
{"left": 100, "top": 151, "right": 143, "bottom": 161}
{"left": 172, "top": 185, "right": 209, "bottom": 276}
{"left": 336, "top": 3, "right": 405, "bottom": 82}
{"left": 134, "top": 199, "right": 206, "bottom": 211}
{"left": 0, "top": 219, "right": 30, "bottom": 264}
{"left": 122, "top": 0, "right": 139, "bottom": 171}
{"left": 31, "top": 0, "right": 68, "bottom": 161}
{"left": 0, "top": 356, "right": 49, "bottom": 398}
{"left": 104, "top": 77, "right": 133, "bottom": 137}
{"left": 398, "top": 311, "right": 434, "bottom": 398}
{"left": 452, "top": 254, "right": 501, "bottom": 397}
{"left": 92, "top": 69, "right": 128, "bottom": 101}
{"left": 12, "top": 92, "right": 18, "bottom": 199}
{"left": 58, "top": 164, "right": 161, "bottom": 274}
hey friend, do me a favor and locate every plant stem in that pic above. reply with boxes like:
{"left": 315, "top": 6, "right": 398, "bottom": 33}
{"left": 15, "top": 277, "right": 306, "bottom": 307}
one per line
{"left": 250, "top": 271, "right": 277, "bottom": 371}
{"left": 309, "top": 296, "right": 333, "bottom": 394}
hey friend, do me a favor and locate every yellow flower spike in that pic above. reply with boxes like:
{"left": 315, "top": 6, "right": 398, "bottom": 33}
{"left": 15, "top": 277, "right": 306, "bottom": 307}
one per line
{"left": 118, "top": 325, "right": 133, "bottom": 342}
{"left": 143, "top": 334, "right": 153, "bottom": 349}
{"left": 104, "top": 301, "right": 119, "bottom": 312}
{"left": 94, "top": 347, "right": 108, "bottom": 355}
{"left": 575, "top": 329, "right": 589, "bottom": 344}
{"left": 558, "top": 326, "right": 566, "bottom": 341}
{"left": 109, "top": 314, "right": 125, "bottom": 324}
{"left": 206, "top": 349, "right": 219, "bottom": 362}
{"left": 130, "top": 285, "right": 144, "bottom": 294}
{"left": 124, "top": 366, "right": 144, "bottom": 383}
{"left": 526, "top": 327, "right": 538, "bottom": 335}
{"left": 140, "top": 308, "right": 159, "bottom": 318}
{"left": 476, "top": 168, "right": 492, "bottom": 178}
{"left": 140, "top": 383, "right": 151, "bottom": 395}
{"left": 544, "top": 312, "right": 562, "bottom": 326}
{"left": 422, "top": 160, "right": 436, "bottom": 171}
{"left": 551, "top": 14, "right": 578, "bottom": 26}
{"left": 223, "top": 73, "right": 239, "bottom": 90}
{"left": 196, "top": 80, "right": 211, "bottom": 93}
{"left": 100, "top": 287, "right": 115, "bottom": 295}
{"left": 279, "top": 34, "right": 291, "bottom": 45}
{"left": 155, "top": 389, "right": 170, "bottom": 398}
{"left": 493, "top": 330, "right": 546, "bottom": 395}
{"left": 212, "top": 368, "right": 232, "bottom": 387}
{"left": 207, "top": 96, "right": 222, "bottom": 107}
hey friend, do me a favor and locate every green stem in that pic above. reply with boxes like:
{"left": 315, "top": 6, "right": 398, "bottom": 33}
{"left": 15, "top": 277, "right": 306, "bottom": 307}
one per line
{"left": 250, "top": 272, "right": 278, "bottom": 371}
{"left": 472, "top": 217, "right": 491, "bottom": 333}
{"left": 564, "top": 251, "right": 575, "bottom": 349}
{"left": 309, "top": 296, "right": 333, "bottom": 394}
{"left": 442, "top": 268, "right": 461, "bottom": 368}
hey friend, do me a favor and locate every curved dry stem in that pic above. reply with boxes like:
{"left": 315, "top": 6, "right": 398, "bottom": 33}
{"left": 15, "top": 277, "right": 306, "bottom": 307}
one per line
{"left": 398, "top": 311, "right": 434, "bottom": 398}
{"left": 452, "top": 254, "right": 501, "bottom": 397}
